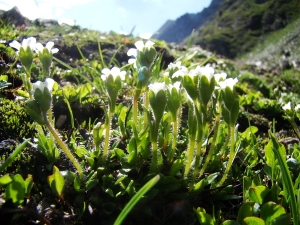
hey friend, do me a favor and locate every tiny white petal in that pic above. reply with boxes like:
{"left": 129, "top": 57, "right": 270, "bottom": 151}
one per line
{"left": 214, "top": 72, "right": 227, "bottom": 83}
{"left": 149, "top": 82, "right": 166, "bottom": 95}
{"left": 101, "top": 68, "right": 111, "bottom": 75}
{"left": 51, "top": 48, "right": 59, "bottom": 54}
{"left": 127, "top": 48, "right": 137, "bottom": 57}
{"left": 46, "top": 41, "right": 54, "bottom": 50}
{"left": 145, "top": 40, "right": 155, "bottom": 48}
{"left": 35, "top": 42, "right": 44, "bottom": 53}
{"left": 9, "top": 40, "right": 21, "bottom": 50}
{"left": 295, "top": 104, "right": 300, "bottom": 111}
{"left": 282, "top": 102, "right": 292, "bottom": 111}
{"left": 45, "top": 78, "right": 54, "bottom": 91}
{"left": 198, "top": 66, "right": 214, "bottom": 81}
{"left": 134, "top": 40, "right": 144, "bottom": 51}
{"left": 219, "top": 78, "right": 238, "bottom": 90}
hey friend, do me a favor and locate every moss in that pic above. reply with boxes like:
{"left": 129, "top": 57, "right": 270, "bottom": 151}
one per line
{"left": 0, "top": 99, "right": 36, "bottom": 141}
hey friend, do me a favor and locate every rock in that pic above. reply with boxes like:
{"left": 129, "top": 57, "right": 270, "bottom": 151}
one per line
{"left": 0, "top": 6, "right": 30, "bottom": 26}
{"left": 280, "top": 60, "right": 292, "bottom": 69}
{"left": 34, "top": 18, "right": 59, "bottom": 27}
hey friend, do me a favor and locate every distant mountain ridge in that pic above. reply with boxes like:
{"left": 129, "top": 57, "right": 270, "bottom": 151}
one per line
{"left": 151, "top": 0, "right": 222, "bottom": 43}
{"left": 152, "top": 0, "right": 300, "bottom": 59}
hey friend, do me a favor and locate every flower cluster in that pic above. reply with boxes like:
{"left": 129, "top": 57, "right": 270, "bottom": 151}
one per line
{"left": 10, "top": 37, "right": 59, "bottom": 76}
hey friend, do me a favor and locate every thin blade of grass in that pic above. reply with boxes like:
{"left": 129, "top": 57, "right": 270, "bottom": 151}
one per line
{"left": 269, "top": 131, "right": 299, "bottom": 225}
{"left": 114, "top": 174, "right": 160, "bottom": 225}
{"left": 0, "top": 140, "right": 28, "bottom": 173}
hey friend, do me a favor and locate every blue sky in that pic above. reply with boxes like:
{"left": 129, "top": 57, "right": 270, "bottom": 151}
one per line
{"left": 0, "top": 0, "right": 212, "bottom": 38}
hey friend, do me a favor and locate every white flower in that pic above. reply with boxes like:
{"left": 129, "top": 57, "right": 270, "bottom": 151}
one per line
{"left": 282, "top": 102, "right": 292, "bottom": 111}
{"left": 218, "top": 78, "right": 238, "bottom": 90}
{"left": 101, "top": 67, "right": 126, "bottom": 81}
{"left": 9, "top": 37, "right": 36, "bottom": 52}
{"left": 168, "top": 81, "right": 181, "bottom": 92}
{"left": 134, "top": 40, "right": 155, "bottom": 51}
{"left": 295, "top": 104, "right": 300, "bottom": 111}
{"left": 167, "top": 61, "right": 182, "bottom": 70}
{"left": 35, "top": 41, "right": 59, "bottom": 54}
{"left": 172, "top": 66, "right": 189, "bottom": 78}
{"left": 127, "top": 40, "right": 155, "bottom": 66}
{"left": 32, "top": 78, "right": 55, "bottom": 93}
{"left": 214, "top": 72, "right": 227, "bottom": 83}
{"left": 197, "top": 66, "right": 215, "bottom": 81}
{"left": 148, "top": 82, "right": 166, "bottom": 95}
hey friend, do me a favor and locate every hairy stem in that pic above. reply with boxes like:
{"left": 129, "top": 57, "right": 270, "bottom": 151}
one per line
{"left": 198, "top": 114, "right": 221, "bottom": 178}
{"left": 44, "top": 115, "right": 84, "bottom": 179}
{"left": 102, "top": 110, "right": 112, "bottom": 164}
{"left": 218, "top": 125, "right": 235, "bottom": 186}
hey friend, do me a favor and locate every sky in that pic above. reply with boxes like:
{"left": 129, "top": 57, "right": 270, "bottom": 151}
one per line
{"left": 0, "top": 0, "right": 212, "bottom": 39}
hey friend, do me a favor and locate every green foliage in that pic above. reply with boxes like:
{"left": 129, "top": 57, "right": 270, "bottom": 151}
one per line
{"left": 0, "top": 99, "right": 36, "bottom": 140}
{"left": 194, "top": 0, "right": 300, "bottom": 58}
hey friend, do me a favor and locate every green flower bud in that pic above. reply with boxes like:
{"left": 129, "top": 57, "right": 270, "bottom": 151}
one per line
{"left": 199, "top": 75, "right": 216, "bottom": 106}
{"left": 25, "top": 100, "right": 45, "bottom": 125}
{"left": 35, "top": 42, "right": 59, "bottom": 77}
{"left": 9, "top": 37, "right": 36, "bottom": 74}
{"left": 101, "top": 67, "right": 125, "bottom": 113}
{"left": 127, "top": 40, "right": 156, "bottom": 69}
{"left": 32, "top": 78, "right": 54, "bottom": 114}
{"left": 166, "top": 82, "right": 181, "bottom": 121}
{"left": 182, "top": 73, "right": 198, "bottom": 101}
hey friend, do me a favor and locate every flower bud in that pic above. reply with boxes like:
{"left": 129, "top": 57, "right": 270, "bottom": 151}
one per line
{"left": 25, "top": 100, "right": 45, "bottom": 125}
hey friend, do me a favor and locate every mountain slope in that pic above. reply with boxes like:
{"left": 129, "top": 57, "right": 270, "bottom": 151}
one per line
{"left": 193, "top": 0, "right": 300, "bottom": 58}
{"left": 151, "top": 0, "right": 222, "bottom": 43}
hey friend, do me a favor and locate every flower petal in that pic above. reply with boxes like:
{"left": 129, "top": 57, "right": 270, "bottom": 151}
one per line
{"left": 134, "top": 40, "right": 145, "bottom": 51}
{"left": 145, "top": 40, "right": 155, "bottom": 48}
{"left": 46, "top": 41, "right": 54, "bottom": 51}
{"left": 9, "top": 40, "right": 21, "bottom": 51}
{"left": 127, "top": 48, "right": 137, "bottom": 57}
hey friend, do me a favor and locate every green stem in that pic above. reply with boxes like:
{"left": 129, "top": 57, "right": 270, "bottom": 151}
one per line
{"left": 198, "top": 114, "right": 221, "bottom": 178}
{"left": 168, "top": 119, "right": 178, "bottom": 161}
{"left": 133, "top": 97, "right": 138, "bottom": 125}
{"left": 184, "top": 136, "right": 196, "bottom": 177}
{"left": 150, "top": 140, "right": 158, "bottom": 173}
{"left": 44, "top": 115, "right": 84, "bottom": 179}
{"left": 218, "top": 125, "right": 235, "bottom": 186}
{"left": 289, "top": 118, "right": 300, "bottom": 139}
{"left": 102, "top": 111, "right": 112, "bottom": 164}
{"left": 144, "top": 91, "right": 149, "bottom": 129}
{"left": 189, "top": 123, "right": 206, "bottom": 192}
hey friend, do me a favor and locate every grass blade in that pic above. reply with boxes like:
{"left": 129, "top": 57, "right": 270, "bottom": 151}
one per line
{"left": 269, "top": 131, "right": 299, "bottom": 225}
{"left": 0, "top": 140, "right": 28, "bottom": 173}
{"left": 114, "top": 174, "right": 160, "bottom": 225}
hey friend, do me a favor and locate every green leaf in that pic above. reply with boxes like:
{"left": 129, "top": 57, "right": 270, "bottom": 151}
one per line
{"left": 193, "top": 208, "right": 214, "bottom": 225}
{"left": 270, "top": 214, "right": 291, "bottom": 225}
{"left": 243, "top": 176, "right": 252, "bottom": 202}
{"left": 237, "top": 202, "right": 256, "bottom": 224}
{"left": 183, "top": 74, "right": 198, "bottom": 101}
{"left": 222, "top": 220, "right": 240, "bottom": 225}
{"left": 0, "top": 140, "right": 28, "bottom": 173}
{"left": 264, "top": 141, "right": 275, "bottom": 169}
{"left": 53, "top": 166, "right": 65, "bottom": 197}
{"left": 114, "top": 174, "right": 160, "bottom": 225}
{"left": 24, "top": 174, "right": 33, "bottom": 198}
{"left": 249, "top": 186, "right": 270, "bottom": 205}
{"left": 5, "top": 174, "right": 25, "bottom": 206}
{"left": 243, "top": 217, "right": 265, "bottom": 225}
{"left": 74, "top": 175, "right": 82, "bottom": 192}
{"left": 260, "top": 202, "right": 288, "bottom": 224}
{"left": 269, "top": 131, "right": 299, "bottom": 224}
{"left": 0, "top": 174, "right": 12, "bottom": 188}
{"left": 169, "top": 159, "right": 184, "bottom": 176}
